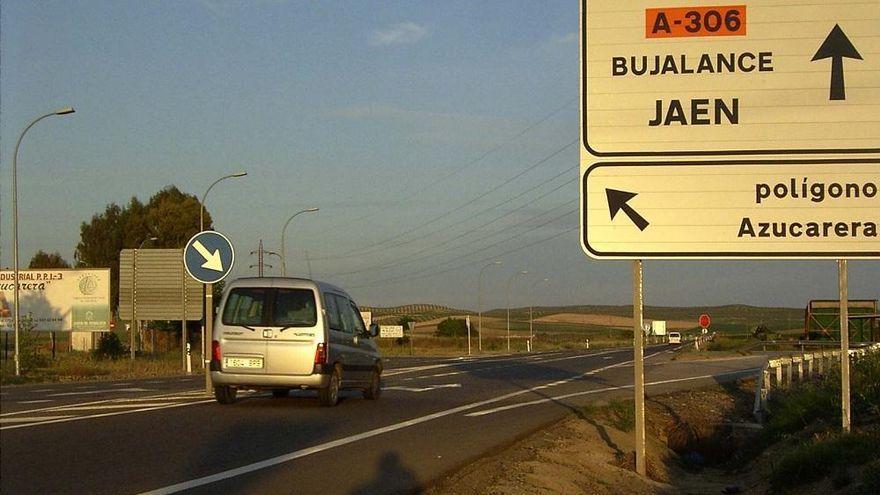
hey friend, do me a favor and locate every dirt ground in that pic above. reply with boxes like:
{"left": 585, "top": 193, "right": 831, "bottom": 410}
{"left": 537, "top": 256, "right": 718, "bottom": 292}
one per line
{"left": 427, "top": 380, "right": 776, "bottom": 495}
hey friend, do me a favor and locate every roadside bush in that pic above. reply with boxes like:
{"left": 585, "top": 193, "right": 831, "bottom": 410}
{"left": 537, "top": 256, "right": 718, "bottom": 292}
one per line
{"left": 93, "top": 332, "right": 126, "bottom": 360}
{"left": 435, "top": 318, "right": 467, "bottom": 338}
{"left": 859, "top": 460, "right": 880, "bottom": 494}
{"left": 18, "top": 317, "right": 49, "bottom": 370}
{"left": 769, "top": 432, "right": 878, "bottom": 490}
{"left": 766, "top": 353, "right": 880, "bottom": 439}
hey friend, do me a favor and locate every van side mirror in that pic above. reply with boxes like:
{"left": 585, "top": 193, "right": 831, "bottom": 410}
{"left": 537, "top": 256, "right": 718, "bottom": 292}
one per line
{"left": 369, "top": 323, "right": 380, "bottom": 338}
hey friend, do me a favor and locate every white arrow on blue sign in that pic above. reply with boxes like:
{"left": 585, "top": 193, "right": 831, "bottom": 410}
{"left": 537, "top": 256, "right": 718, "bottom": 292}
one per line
{"left": 183, "top": 231, "right": 235, "bottom": 284}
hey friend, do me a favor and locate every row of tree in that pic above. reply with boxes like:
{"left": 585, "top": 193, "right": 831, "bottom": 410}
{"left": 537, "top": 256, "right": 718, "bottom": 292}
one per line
{"left": 26, "top": 186, "right": 213, "bottom": 313}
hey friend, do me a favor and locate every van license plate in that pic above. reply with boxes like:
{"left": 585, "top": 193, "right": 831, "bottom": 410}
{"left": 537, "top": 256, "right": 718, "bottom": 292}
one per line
{"left": 224, "top": 357, "right": 263, "bottom": 369}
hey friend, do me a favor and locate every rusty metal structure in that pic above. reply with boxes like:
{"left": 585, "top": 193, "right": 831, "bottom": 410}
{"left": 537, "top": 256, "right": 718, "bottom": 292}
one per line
{"left": 804, "top": 299, "right": 879, "bottom": 342}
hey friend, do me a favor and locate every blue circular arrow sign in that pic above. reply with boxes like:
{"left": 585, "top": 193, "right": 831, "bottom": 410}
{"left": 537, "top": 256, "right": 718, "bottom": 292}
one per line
{"left": 183, "top": 231, "right": 235, "bottom": 284}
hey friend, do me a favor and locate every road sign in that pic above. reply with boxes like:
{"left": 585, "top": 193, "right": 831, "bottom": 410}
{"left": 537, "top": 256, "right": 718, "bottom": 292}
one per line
{"left": 581, "top": 159, "right": 879, "bottom": 258}
{"left": 183, "top": 231, "right": 235, "bottom": 284}
{"left": 380, "top": 325, "right": 404, "bottom": 338}
{"left": 699, "top": 314, "right": 711, "bottom": 329}
{"left": 581, "top": 0, "right": 879, "bottom": 156}
{"left": 119, "top": 249, "right": 203, "bottom": 320}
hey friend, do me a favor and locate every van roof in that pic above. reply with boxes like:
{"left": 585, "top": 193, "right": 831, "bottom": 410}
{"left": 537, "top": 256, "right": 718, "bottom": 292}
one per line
{"left": 224, "top": 277, "right": 352, "bottom": 298}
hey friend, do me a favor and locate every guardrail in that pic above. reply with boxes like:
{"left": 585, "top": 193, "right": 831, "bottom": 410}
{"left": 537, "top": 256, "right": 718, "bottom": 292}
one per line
{"left": 753, "top": 343, "right": 880, "bottom": 421}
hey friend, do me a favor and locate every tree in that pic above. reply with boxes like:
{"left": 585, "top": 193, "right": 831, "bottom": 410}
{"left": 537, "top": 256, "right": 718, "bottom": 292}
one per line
{"left": 75, "top": 186, "right": 213, "bottom": 312}
{"left": 28, "top": 250, "right": 71, "bottom": 269}
{"left": 436, "top": 318, "right": 467, "bottom": 338}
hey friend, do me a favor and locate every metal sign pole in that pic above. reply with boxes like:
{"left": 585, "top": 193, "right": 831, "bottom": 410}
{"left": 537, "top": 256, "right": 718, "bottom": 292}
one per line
{"left": 131, "top": 250, "right": 137, "bottom": 360}
{"left": 838, "top": 259, "right": 850, "bottom": 433}
{"left": 205, "top": 282, "right": 214, "bottom": 395}
{"left": 632, "top": 260, "right": 647, "bottom": 476}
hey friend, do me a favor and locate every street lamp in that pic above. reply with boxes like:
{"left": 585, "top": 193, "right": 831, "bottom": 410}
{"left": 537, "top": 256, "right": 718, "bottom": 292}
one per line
{"left": 281, "top": 207, "right": 319, "bottom": 277}
{"left": 529, "top": 278, "right": 550, "bottom": 352}
{"left": 477, "top": 260, "right": 502, "bottom": 353}
{"left": 199, "top": 171, "right": 246, "bottom": 392}
{"left": 12, "top": 106, "right": 75, "bottom": 376}
{"left": 130, "top": 236, "right": 158, "bottom": 360}
{"left": 199, "top": 171, "right": 247, "bottom": 232}
{"left": 506, "top": 270, "right": 528, "bottom": 352}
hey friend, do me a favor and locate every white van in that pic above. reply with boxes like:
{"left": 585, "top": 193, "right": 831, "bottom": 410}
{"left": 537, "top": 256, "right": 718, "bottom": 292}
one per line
{"left": 210, "top": 277, "right": 381, "bottom": 406}
{"left": 667, "top": 332, "right": 682, "bottom": 344}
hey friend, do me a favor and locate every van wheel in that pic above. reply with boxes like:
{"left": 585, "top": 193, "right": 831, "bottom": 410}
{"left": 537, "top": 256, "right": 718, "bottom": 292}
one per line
{"left": 271, "top": 389, "right": 289, "bottom": 398}
{"left": 363, "top": 368, "right": 382, "bottom": 400}
{"left": 318, "top": 366, "right": 341, "bottom": 407}
{"left": 214, "top": 386, "right": 237, "bottom": 404}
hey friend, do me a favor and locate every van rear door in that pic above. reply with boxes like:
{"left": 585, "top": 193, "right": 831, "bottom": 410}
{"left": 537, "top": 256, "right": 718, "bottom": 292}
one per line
{"left": 218, "top": 287, "right": 268, "bottom": 375}
{"left": 264, "top": 288, "right": 321, "bottom": 376}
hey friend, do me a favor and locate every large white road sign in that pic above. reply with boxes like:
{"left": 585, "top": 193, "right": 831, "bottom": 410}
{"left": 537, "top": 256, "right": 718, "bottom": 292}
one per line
{"left": 581, "top": 159, "right": 879, "bottom": 258}
{"left": 581, "top": 1, "right": 880, "bottom": 156}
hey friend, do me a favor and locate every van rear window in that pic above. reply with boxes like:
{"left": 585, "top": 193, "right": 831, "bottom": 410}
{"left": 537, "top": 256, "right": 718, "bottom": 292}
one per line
{"left": 223, "top": 288, "right": 317, "bottom": 327}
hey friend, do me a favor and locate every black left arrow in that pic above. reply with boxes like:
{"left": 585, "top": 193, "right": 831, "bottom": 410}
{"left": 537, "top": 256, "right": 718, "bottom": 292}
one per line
{"left": 606, "top": 189, "right": 649, "bottom": 231}
{"left": 811, "top": 24, "right": 863, "bottom": 101}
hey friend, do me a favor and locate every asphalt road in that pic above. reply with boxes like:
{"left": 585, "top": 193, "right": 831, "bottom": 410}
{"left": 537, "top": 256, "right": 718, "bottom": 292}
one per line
{"left": 1, "top": 346, "right": 766, "bottom": 494}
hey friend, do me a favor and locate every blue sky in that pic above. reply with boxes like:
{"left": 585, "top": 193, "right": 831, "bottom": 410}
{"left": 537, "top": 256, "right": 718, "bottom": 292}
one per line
{"left": 1, "top": 0, "right": 877, "bottom": 311}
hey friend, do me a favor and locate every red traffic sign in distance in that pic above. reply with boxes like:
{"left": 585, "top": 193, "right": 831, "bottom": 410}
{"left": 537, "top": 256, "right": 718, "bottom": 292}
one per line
{"left": 699, "top": 314, "right": 711, "bottom": 329}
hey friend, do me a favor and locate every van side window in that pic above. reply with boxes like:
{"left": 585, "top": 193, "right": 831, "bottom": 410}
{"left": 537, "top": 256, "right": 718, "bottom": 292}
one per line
{"left": 323, "top": 293, "right": 343, "bottom": 331}
{"left": 336, "top": 296, "right": 364, "bottom": 335}
{"left": 348, "top": 301, "right": 367, "bottom": 334}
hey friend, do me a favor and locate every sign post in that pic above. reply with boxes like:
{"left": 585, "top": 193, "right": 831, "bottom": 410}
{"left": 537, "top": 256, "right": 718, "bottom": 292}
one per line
{"left": 839, "top": 260, "right": 850, "bottom": 432}
{"left": 183, "top": 231, "right": 235, "bottom": 395}
{"left": 632, "top": 260, "right": 647, "bottom": 476}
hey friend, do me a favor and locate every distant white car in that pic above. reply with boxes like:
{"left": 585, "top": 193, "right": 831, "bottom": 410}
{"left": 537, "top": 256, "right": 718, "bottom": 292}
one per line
{"left": 667, "top": 332, "right": 682, "bottom": 344}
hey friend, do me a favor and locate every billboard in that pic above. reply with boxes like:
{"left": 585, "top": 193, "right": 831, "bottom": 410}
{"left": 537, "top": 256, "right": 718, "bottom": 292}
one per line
{"left": 0, "top": 269, "right": 111, "bottom": 332}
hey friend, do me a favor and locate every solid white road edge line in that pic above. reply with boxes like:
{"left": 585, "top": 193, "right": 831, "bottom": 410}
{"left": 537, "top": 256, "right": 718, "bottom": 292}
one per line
{"left": 465, "top": 367, "right": 764, "bottom": 417}
{"left": 138, "top": 348, "right": 665, "bottom": 495}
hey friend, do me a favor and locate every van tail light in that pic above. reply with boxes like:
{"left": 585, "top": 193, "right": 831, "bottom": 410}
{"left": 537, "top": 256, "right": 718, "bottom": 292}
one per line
{"left": 314, "top": 343, "right": 327, "bottom": 365}
{"left": 212, "top": 340, "right": 222, "bottom": 361}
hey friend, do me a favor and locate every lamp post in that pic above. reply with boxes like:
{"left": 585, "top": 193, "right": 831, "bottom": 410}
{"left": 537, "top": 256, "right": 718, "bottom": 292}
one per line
{"left": 12, "top": 107, "right": 75, "bottom": 376}
{"left": 200, "top": 171, "right": 247, "bottom": 232}
{"left": 281, "top": 207, "right": 319, "bottom": 277}
{"left": 199, "top": 171, "right": 246, "bottom": 393}
{"left": 506, "top": 270, "right": 528, "bottom": 352}
{"left": 130, "top": 236, "right": 158, "bottom": 360}
{"left": 529, "top": 278, "right": 550, "bottom": 352}
{"left": 477, "top": 260, "right": 502, "bottom": 353}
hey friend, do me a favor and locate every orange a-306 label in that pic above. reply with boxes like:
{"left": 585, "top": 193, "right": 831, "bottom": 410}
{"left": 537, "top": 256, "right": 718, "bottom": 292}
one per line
{"left": 646, "top": 5, "right": 747, "bottom": 38}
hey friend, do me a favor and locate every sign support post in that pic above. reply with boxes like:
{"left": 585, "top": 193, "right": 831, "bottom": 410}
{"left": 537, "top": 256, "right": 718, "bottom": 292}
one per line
{"left": 839, "top": 259, "right": 850, "bottom": 433}
{"left": 205, "top": 282, "right": 213, "bottom": 394}
{"left": 633, "top": 260, "right": 646, "bottom": 476}
{"left": 183, "top": 230, "right": 235, "bottom": 396}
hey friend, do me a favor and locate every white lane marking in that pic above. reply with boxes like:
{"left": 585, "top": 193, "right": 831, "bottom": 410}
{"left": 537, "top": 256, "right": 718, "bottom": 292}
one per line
{"left": 429, "top": 372, "right": 461, "bottom": 378}
{"left": 385, "top": 348, "right": 631, "bottom": 382}
{"left": 0, "top": 399, "right": 215, "bottom": 431}
{"left": 137, "top": 348, "right": 666, "bottom": 495}
{"left": 0, "top": 415, "right": 74, "bottom": 424}
{"left": 0, "top": 389, "right": 204, "bottom": 417}
{"left": 113, "top": 382, "right": 133, "bottom": 386}
{"left": 465, "top": 368, "right": 763, "bottom": 417}
{"left": 17, "top": 400, "right": 54, "bottom": 404}
{"left": 384, "top": 384, "right": 462, "bottom": 393}
{"left": 48, "top": 387, "right": 150, "bottom": 397}
{"left": 57, "top": 403, "right": 177, "bottom": 411}
{"left": 32, "top": 389, "right": 55, "bottom": 393}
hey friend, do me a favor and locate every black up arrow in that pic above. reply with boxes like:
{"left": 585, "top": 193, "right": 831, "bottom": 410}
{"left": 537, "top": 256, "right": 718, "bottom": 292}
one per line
{"left": 812, "top": 24, "right": 863, "bottom": 101}
{"left": 606, "top": 189, "right": 649, "bottom": 231}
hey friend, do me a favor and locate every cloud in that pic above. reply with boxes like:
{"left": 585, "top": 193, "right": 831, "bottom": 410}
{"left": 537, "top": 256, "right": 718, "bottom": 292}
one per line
{"left": 370, "top": 22, "right": 428, "bottom": 46}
